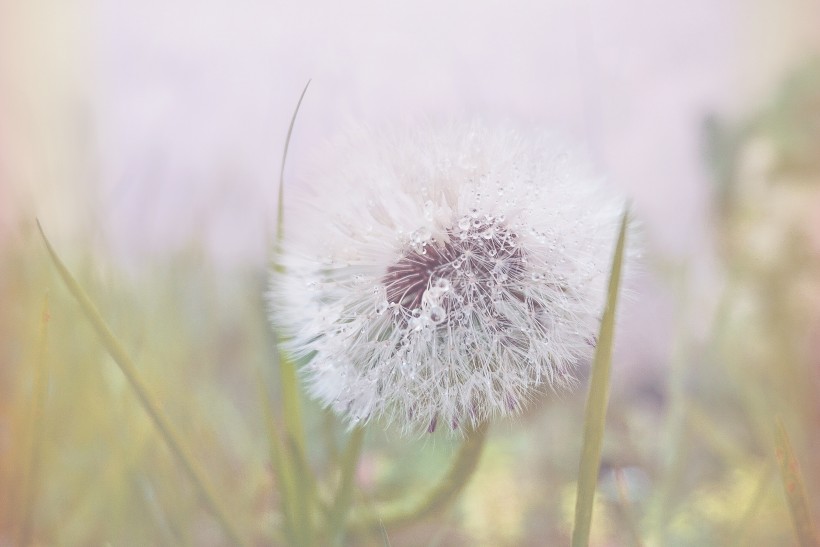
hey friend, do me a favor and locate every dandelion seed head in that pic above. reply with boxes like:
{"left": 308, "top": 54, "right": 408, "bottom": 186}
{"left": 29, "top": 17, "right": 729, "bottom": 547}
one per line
{"left": 269, "top": 120, "right": 629, "bottom": 435}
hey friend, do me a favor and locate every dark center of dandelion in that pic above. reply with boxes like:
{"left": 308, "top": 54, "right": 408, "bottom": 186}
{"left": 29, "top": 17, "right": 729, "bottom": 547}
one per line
{"left": 383, "top": 219, "right": 526, "bottom": 315}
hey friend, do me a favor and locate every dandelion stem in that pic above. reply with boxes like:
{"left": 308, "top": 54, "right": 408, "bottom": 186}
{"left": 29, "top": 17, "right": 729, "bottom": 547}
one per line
{"left": 349, "top": 421, "right": 489, "bottom": 534}
{"left": 36, "top": 221, "right": 249, "bottom": 547}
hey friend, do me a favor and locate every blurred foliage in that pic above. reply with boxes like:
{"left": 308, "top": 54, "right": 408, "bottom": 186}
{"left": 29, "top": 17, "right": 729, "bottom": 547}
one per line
{"left": 1, "top": 57, "right": 820, "bottom": 545}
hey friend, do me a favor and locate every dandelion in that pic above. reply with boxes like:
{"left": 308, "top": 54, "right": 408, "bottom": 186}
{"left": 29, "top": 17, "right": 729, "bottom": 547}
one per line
{"left": 269, "top": 120, "right": 628, "bottom": 435}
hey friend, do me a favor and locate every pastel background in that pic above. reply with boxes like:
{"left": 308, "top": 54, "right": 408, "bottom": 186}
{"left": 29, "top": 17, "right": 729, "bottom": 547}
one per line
{"left": 2, "top": 1, "right": 819, "bottom": 545}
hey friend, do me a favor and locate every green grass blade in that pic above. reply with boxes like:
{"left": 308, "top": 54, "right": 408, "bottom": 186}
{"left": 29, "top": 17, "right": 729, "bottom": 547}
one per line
{"left": 272, "top": 80, "right": 315, "bottom": 545}
{"left": 571, "top": 208, "right": 629, "bottom": 547}
{"left": 729, "top": 461, "right": 775, "bottom": 547}
{"left": 285, "top": 435, "right": 317, "bottom": 546}
{"left": 774, "top": 418, "right": 819, "bottom": 546}
{"left": 275, "top": 81, "right": 311, "bottom": 450}
{"left": 36, "top": 221, "right": 249, "bottom": 547}
{"left": 19, "top": 293, "right": 50, "bottom": 546}
{"left": 256, "top": 370, "right": 300, "bottom": 545}
{"left": 328, "top": 427, "right": 366, "bottom": 545}
{"left": 277, "top": 79, "right": 311, "bottom": 243}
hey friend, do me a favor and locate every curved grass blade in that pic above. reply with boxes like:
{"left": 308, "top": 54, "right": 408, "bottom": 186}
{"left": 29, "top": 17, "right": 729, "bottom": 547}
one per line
{"left": 276, "top": 78, "right": 311, "bottom": 244}
{"left": 36, "top": 221, "right": 249, "bottom": 547}
{"left": 571, "top": 208, "right": 629, "bottom": 547}
{"left": 775, "top": 418, "right": 819, "bottom": 546}
{"left": 271, "top": 79, "right": 315, "bottom": 546}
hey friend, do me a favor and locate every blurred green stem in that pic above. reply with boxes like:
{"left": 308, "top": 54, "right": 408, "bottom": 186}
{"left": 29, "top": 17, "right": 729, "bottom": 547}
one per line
{"left": 19, "top": 293, "right": 50, "bottom": 547}
{"left": 774, "top": 418, "right": 819, "bottom": 547}
{"left": 349, "top": 421, "right": 489, "bottom": 534}
{"left": 328, "top": 427, "right": 365, "bottom": 545}
{"left": 613, "top": 468, "right": 645, "bottom": 547}
{"left": 257, "top": 370, "right": 300, "bottom": 545}
{"left": 37, "top": 221, "right": 249, "bottom": 547}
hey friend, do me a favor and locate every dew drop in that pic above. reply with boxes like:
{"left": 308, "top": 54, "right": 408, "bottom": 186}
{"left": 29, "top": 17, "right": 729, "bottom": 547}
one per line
{"left": 429, "top": 306, "right": 446, "bottom": 324}
{"left": 433, "top": 278, "right": 451, "bottom": 291}
{"left": 423, "top": 200, "right": 434, "bottom": 219}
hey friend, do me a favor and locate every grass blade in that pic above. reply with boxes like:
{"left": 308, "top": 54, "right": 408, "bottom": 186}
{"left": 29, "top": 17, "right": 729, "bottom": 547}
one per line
{"left": 256, "top": 370, "right": 300, "bottom": 545}
{"left": 328, "top": 427, "right": 365, "bottom": 545}
{"left": 276, "top": 78, "right": 311, "bottom": 244}
{"left": 774, "top": 418, "right": 819, "bottom": 546}
{"left": 571, "top": 208, "right": 629, "bottom": 547}
{"left": 36, "top": 221, "right": 249, "bottom": 547}
{"left": 272, "top": 80, "right": 315, "bottom": 545}
{"left": 19, "top": 293, "right": 50, "bottom": 546}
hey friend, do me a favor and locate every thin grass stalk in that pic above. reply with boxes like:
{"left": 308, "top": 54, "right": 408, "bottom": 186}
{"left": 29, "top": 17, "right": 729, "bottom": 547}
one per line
{"left": 284, "top": 435, "right": 317, "bottom": 546}
{"left": 256, "top": 370, "right": 299, "bottom": 545}
{"left": 19, "top": 293, "right": 50, "bottom": 546}
{"left": 571, "top": 208, "right": 629, "bottom": 547}
{"left": 36, "top": 222, "right": 249, "bottom": 547}
{"left": 272, "top": 80, "right": 315, "bottom": 545}
{"left": 328, "top": 427, "right": 365, "bottom": 545}
{"left": 774, "top": 418, "right": 819, "bottom": 547}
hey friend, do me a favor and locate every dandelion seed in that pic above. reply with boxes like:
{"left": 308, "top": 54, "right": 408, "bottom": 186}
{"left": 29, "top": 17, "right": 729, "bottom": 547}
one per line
{"left": 269, "top": 120, "right": 631, "bottom": 435}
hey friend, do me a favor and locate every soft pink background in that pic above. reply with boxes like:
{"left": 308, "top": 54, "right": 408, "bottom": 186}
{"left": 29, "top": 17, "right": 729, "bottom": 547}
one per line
{"left": 2, "top": 0, "right": 819, "bottom": 378}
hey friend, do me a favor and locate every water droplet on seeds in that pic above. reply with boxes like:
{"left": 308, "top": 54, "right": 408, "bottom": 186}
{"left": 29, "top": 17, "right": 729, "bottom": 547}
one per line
{"left": 423, "top": 205, "right": 435, "bottom": 222}
{"left": 429, "top": 306, "right": 446, "bottom": 324}
{"left": 411, "top": 227, "right": 432, "bottom": 244}
{"left": 434, "top": 278, "right": 451, "bottom": 291}
{"left": 375, "top": 300, "right": 388, "bottom": 315}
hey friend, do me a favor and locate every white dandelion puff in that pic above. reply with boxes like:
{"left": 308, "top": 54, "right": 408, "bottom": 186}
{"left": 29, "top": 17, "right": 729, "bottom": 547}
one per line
{"left": 269, "top": 120, "right": 631, "bottom": 435}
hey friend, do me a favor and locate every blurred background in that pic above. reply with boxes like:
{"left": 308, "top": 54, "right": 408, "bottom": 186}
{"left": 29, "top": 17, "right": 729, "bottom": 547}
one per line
{"left": 2, "top": 0, "right": 819, "bottom": 544}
